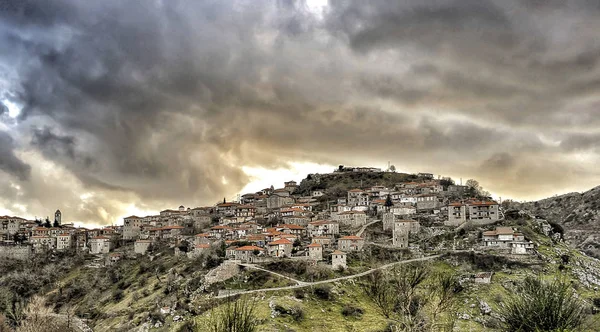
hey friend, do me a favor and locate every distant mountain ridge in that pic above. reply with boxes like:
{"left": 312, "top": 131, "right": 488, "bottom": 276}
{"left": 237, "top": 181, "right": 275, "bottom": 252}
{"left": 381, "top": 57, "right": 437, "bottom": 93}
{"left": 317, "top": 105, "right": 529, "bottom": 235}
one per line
{"left": 518, "top": 185, "right": 600, "bottom": 257}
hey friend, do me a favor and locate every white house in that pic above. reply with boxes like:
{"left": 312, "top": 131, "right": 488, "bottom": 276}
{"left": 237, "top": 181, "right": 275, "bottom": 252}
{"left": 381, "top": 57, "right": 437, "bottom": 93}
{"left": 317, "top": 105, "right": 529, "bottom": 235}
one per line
{"left": 332, "top": 250, "right": 347, "bottom": 269}
{"left": 89, "top": 236, "right": 112, "bottom": 254}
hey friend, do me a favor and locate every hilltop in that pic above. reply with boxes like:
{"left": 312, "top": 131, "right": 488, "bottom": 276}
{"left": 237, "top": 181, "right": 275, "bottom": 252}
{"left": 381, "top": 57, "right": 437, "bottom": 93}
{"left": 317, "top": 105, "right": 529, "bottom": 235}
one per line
{"left": 294, "top": 171, "right": 419, "bottom": 197}
{"left": 515, "top": 185, "right": 600, "bottom": 258}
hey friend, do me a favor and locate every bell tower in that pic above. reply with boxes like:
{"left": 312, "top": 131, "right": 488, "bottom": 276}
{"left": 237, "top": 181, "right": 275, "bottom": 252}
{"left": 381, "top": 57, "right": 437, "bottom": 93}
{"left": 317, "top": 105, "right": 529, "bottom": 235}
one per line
{"left": 54, "top": 209, "right": 62, "bottom": 226}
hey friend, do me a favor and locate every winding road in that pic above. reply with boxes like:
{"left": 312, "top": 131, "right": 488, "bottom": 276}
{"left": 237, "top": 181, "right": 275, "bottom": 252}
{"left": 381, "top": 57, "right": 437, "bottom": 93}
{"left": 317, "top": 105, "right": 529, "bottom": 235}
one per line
{"left": 215, "top": 253, "right": 444, "bottom": 299}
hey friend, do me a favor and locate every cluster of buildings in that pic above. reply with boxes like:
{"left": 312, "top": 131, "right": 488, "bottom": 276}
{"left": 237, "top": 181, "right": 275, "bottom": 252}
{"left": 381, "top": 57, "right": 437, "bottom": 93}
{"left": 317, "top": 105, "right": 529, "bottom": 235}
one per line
{"left": 1, "top": 167, "right": 535, "bottom": 267}
{"left": 1, "top": 210, "right": 120, "bottom": 254}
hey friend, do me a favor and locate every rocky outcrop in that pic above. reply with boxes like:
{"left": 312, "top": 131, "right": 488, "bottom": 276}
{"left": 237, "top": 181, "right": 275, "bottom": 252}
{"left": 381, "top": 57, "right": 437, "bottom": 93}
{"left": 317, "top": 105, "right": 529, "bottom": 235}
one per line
{"left": 204, "top": 260, "right": 241, "bottom": 286}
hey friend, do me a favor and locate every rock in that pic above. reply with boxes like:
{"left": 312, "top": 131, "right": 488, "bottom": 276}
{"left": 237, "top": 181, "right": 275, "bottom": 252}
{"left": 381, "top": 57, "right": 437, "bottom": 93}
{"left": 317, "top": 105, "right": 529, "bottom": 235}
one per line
{"left": 458, "top": 313, "right": 471, "bottom": 320}
{"left": 479, "top": 300, "right": 492, "bottom": 315}
{"left": 173, "top": 315, "right": 182, "bottom": 322}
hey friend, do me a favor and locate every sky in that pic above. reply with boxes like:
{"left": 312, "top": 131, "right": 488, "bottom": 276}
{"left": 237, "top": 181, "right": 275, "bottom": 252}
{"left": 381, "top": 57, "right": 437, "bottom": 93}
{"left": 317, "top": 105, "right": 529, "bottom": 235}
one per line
{"left": 1, "top": 0, "right": 600, "bottom": 226}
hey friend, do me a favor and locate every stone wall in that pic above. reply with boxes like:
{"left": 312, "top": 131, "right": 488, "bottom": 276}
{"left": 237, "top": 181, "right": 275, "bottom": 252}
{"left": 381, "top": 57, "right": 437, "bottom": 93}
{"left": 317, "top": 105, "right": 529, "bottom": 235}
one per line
{"left": 204, "top": 260, "right": 241, "bottom": 286}
{"left": 0, "top": 245, "right": 32, "bottom": 260}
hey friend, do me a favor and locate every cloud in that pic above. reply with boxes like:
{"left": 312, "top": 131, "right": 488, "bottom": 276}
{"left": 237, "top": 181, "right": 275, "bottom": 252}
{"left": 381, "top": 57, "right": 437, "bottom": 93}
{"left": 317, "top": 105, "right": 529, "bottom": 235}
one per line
{"left": 0, "top": 131, "right": 30, "bottom": 181}
{"left": 0, "top": 0, "right": 599, "bottom": 223}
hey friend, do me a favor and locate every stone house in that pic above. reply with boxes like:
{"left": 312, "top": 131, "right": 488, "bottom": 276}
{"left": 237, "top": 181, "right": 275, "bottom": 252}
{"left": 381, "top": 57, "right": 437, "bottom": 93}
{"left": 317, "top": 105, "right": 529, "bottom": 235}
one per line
{"left": 282, "top": 216, "right": 311, "bottom": 226}
{"left": 307, "top": 220, "right": 339, "bottom": 237}
{"left": 446, "top": 202, "right": 467, "bottom": 226}
{"left": 347, "top": 189, "right": 369, "bottom": 207}
{"left": 194, "top": 233, "right": 212, "bottom": 245}
{"left": 390, "top": 205, "right": 417, "bottom": 216}
{"left": 482, "top": 227, "right": 534, "bottom": 254}
{"left": 56, "top": 233, "right": 73, "bottom": 251}
{"left": 234, "top": 205, "right": 256, "bottom": 219}
{"left": 226, "top": 246, "right": 238, "bottom": 258}
{"left": 311, "top": 190, "right": 324, "bottom": 197}
{"left": 278, "top": 224, "right": 305, "bottom": 236}
{"left": 235, "top": 245, "right": 265, "bottom": 262}
{"left": 447, "top": 200, "right": 500, "bottom": 225}
{"left": 216, "top": 202, "right": 239, "bottom": 216}
{"left": 338, "top": 235, "right": 365, "bottom": 251}
{"left": 123, "top": 216, "right": 142, "bottom": 240}
{"left": 30, "top": 236, "right": 56, "bottom": 251}
{"left": 467, "top": 200, "right": 500, "bottom": 221}
{"left": 284, "top": 180, "right": 298, "bottom": 193}
{"left": 334, "top": 211, "right": 367, "bottom": 228}
{"left": 416, "top": 194, "right": 438, "bottom": 211}
{"left": 311, "top": 236, "right": 333, "bottom": 248}
{"left": 331, "top": 250, "right": 347, "bottom": 269}
{"left": 191, "top": 243, "right": 211, "bottom": 257}
{"left": 267, "top": 193, "right": 294, "bottom": 209}
{"left": 307, "top": 243, "right": 323, "bottom": 261}
{"left": 267, "top": 238, "right": 293, "bottom": 258}
{"left": 89, "top": 236, "right": 112, "bottom": 254}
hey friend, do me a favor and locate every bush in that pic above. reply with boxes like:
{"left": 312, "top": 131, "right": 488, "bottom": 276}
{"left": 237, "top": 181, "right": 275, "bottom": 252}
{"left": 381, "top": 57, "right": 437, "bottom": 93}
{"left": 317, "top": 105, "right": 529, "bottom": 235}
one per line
{"left": 274, "top": 304, "right": 304, "bottom": 322}
{"left": 293, "top": 289, "right": 305, "bottom": 299}
{"left": 112, "top": 289, "right": 124, "bottom": 302}
{"left": 204, "top": 296, "right": 259, "bottom": 332}
{"left": 290, "top": 306, "right": 304, "bottom": 322}
{"left": 313, "top": 285, "right": 332, "bottom": 300}
{"left": 341, "top": 304, "right": 364, "bottom": 317}
{"left": 498, "top": 277, "right": 586, "bottom": 331}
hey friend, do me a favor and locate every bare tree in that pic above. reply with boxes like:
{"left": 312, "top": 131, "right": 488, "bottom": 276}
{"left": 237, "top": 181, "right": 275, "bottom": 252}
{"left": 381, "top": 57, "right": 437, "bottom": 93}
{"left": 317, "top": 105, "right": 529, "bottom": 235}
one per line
{"left": 16, "top": 296, "right": 69, "bottom": 332}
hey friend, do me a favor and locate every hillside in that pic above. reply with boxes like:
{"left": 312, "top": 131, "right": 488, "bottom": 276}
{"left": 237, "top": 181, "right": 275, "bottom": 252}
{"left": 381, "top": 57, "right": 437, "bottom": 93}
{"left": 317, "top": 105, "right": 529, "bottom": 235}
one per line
{"left": 6, "top": 218, "right": 600, "bottom": 332}
{"left": 517, "top": 185, "right": 600, "bottom": 258}
{"left": 295, "top": 171, "right": 421, "bottom": 197}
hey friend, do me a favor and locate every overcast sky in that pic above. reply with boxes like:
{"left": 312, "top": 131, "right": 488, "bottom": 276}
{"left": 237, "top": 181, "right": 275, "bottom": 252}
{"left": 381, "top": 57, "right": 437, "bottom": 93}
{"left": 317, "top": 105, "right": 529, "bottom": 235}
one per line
{"left": 1, "top": 0, "right": 599, "bottom": 225}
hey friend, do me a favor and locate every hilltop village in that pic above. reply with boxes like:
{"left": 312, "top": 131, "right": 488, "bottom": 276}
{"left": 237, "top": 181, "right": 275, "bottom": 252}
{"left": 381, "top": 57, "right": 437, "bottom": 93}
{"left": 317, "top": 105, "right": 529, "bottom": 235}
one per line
{"left": 0, "top": 166, "right": 537, "bottom": 266}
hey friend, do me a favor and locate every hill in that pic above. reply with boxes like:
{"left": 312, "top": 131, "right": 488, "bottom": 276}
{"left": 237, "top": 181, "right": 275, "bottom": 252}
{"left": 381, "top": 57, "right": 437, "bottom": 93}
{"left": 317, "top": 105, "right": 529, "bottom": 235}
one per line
{"left": 4, "top": 218, "right": 600, "bottom": 331}
{"left": 516, "top": 185, "right": 600, "bottom": 258}
{"left": 295, "top": 171, "right": 425, "bottom": 197}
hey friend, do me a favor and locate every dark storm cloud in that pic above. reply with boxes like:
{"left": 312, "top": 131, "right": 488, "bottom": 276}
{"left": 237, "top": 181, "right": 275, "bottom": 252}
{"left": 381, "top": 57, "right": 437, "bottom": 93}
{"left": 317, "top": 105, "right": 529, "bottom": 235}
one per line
{"left": 0, "top": 131, "right": 30, "bottom": 181}
{"left": 0, "top": 0, "right": 600, "bottom": 224}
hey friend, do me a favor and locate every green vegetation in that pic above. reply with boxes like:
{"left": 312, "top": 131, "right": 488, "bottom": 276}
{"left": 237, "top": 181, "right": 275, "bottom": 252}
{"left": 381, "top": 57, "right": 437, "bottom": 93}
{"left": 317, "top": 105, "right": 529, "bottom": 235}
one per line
{"left": 499, "top": 277, "right": 587, "bottom": 331}
{"left": 197, "top": 296, "right": 259, "bottom": 332}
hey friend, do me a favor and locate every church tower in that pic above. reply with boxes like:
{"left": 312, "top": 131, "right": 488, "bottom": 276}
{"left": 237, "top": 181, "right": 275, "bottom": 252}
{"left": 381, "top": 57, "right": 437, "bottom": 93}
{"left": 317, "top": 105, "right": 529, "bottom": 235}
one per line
{"left": 54, "top": 209, "right": 62, "bottom": 226}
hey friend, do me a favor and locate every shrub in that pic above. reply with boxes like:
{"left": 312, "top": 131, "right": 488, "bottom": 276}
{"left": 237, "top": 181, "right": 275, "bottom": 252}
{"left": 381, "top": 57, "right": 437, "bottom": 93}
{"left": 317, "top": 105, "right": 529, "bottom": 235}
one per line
{"left": 112, "top": 289, "right": 124, "bottom": 302}
{"left": 341, "top": 304, "right": 364, "bottom": 317}
{"left": 290, "top": 306, "right": 304, "bottom": 322}
{"left": 498, "top": 277, "right": 586, "bottom": 332}
{"left": 313, "top": 285, "right": 332, "bottom": 300}
{"left": 205, "top": 296, "right": 259, "bottom": 332}
{"left": 293, "top": 289, "right": 305, "bottom": 299}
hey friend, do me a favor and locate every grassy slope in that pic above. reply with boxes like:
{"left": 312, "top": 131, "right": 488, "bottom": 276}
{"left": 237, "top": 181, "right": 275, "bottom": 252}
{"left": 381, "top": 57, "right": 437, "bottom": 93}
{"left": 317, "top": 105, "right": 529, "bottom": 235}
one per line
{"left": 42, "top": 219, "right": 600, "bottom": 331}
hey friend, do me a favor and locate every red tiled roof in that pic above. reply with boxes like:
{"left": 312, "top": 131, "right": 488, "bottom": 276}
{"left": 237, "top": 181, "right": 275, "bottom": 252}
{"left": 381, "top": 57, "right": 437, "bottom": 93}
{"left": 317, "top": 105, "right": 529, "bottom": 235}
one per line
{"left": 280, "top": 224, "right": 305, "bottom": 230}
{"left": 236, "top": 245, "right": 265, "bottom": 251}
{"left": 309, "top": 220, "right": 337, "bottom": 225}
{"left": 195, "top": 244, "right": 210, "bottom": 249}
{"left": 307, "top": 243, "right": 322, "bottom": 248}
{"left": 268, "top": 238, "right": 292, "bottom": 245}
{"left": 211, "top": 225, "right": 233, "bottom": 230}
{"left": 339, "top": 235, "right": 363, "bottom": 240}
